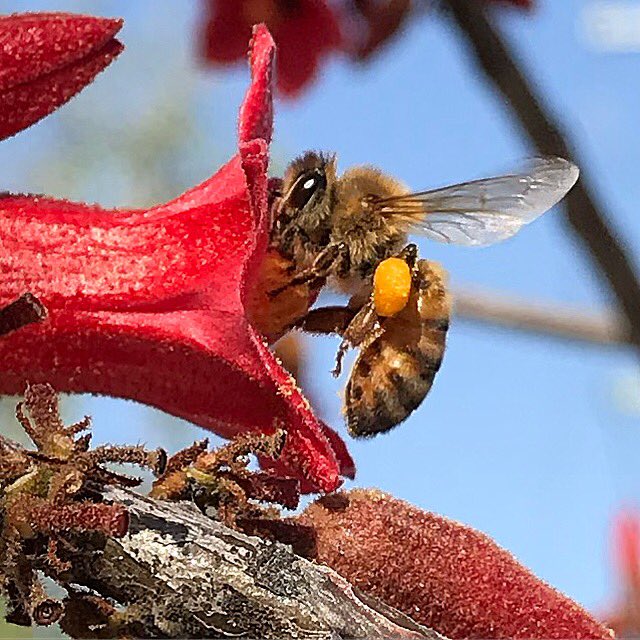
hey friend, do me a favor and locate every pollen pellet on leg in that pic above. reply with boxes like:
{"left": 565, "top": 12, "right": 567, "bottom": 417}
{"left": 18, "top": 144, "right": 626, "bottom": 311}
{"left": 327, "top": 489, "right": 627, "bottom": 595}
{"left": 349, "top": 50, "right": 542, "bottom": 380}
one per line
{"left": 373, "top": 257, "right": 412, "bottom": 317}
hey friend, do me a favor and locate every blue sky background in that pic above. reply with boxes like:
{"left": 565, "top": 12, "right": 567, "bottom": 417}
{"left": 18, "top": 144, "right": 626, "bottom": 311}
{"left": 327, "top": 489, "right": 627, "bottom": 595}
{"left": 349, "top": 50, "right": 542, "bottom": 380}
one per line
{"left": 2, "top": 0, "right": 640, "bottom": 617}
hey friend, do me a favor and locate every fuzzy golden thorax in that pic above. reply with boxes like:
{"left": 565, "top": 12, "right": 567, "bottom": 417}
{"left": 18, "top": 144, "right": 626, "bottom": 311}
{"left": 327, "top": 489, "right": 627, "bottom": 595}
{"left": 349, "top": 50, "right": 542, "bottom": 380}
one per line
{"left": 330, "top": 165, "right": 410, "bottom": 280}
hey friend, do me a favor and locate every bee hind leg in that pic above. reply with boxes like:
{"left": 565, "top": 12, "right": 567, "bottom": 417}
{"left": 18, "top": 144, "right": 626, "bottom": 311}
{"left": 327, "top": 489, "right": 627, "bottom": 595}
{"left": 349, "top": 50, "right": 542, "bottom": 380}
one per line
{"left": 396, "top": 242, "right": 418, "bottom": 267}
{"left": 295, "top": 300, "right": 383, "bottom": 378}
{"left": 296, "top": 306, "right": 357, "bottom": 336}
{"left": 328, "top": 244, "right": 420, "bottom": 376}
{"left": 333, "top": 300, "right": 383, "bottom": 378}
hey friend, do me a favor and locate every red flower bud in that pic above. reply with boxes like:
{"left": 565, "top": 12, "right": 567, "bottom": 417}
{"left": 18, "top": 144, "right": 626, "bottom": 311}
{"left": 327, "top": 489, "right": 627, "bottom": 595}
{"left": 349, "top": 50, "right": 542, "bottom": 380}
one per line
{"left": 613, "top": 507, "right": 640, "bottom": 589}
{"left": 298, "top": 490, "right": 613, "bottom": 639}
{"left": 0, "top": 13, "right": 123, "bottom": 141}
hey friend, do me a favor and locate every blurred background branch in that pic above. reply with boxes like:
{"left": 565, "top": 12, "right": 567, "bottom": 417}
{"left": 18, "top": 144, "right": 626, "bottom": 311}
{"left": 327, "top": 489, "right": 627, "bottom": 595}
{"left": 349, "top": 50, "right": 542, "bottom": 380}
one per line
{"left": 444, "top": 0, "right": 640, "bottom": 356}
{"left": 454, "top": 288, "right": 630, "bottom": 347}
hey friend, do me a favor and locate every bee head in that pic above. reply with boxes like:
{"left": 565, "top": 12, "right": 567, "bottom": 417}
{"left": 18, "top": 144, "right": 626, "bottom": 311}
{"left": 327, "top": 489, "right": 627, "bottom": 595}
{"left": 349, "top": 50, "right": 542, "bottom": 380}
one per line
{"left": 273, "top": 151, "right": 337, "bottom": 243}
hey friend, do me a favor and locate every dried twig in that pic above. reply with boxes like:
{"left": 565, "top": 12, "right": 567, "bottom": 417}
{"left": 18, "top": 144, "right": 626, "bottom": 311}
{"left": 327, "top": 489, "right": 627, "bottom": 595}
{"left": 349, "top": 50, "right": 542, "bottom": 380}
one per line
{"left": 443, "top": 0, "right": 640, "bottom": 355}
{"left": 0, "top": 293, "right": 47, "bottom": 337}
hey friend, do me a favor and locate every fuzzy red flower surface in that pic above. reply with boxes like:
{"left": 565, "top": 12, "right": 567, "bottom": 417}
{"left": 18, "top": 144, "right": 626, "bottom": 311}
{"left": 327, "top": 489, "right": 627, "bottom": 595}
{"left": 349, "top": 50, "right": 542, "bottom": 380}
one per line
{"left": 201, "top": 0, "right": 342, "bottom": 97}
{"left": 0, "top": 23, "right": 353, "bottom": 493}
{"left": 0, "top": 12, "right": 123, "bottom": 141}
{"left": 298, "top": 490, "right": 613, "bottom": 639}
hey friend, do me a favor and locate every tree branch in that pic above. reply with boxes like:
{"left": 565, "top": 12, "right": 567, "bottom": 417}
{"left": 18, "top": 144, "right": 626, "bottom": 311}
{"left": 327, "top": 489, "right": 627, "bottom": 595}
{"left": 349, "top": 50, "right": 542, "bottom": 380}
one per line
{"left": 443, "top": 0, "right": 640, "bottom": 355}
{"left": 56, "top": 485, "right": 441, "bottom": 639}
{"left": 0, "top": 407, "right": 443, "bottom": 638}
{"left": 454, "top": 288, "right": 630, "bottom": 347}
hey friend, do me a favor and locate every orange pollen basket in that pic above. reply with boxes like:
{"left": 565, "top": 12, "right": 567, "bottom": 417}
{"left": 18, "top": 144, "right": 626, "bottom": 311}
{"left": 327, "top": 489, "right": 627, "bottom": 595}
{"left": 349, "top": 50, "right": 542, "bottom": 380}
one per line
{"left": 373, "top": 257, "right": 412, "bottom": 317}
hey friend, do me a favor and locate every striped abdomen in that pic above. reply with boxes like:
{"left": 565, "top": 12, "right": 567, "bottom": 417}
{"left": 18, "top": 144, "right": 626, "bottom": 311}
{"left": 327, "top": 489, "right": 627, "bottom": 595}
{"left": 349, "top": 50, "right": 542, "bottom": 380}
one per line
{"left": 345, "top": 260, "right": 450, "bottom": 437}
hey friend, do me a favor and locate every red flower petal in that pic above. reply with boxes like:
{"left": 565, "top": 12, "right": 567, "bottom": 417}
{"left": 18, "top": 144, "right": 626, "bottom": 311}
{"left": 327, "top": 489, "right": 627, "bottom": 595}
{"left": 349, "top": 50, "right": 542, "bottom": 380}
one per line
{"left": 488, "top": 0, "right": 533, "bottom": 9}
{"left": 0, "top": 22, "right": 349, "bottom": 493}
{"left": 348, "top": 0, "right": 412, "bottom": 61}
{"left": 259, "top": 420, "right": 355, "bottom": 494}
{"left": 0, "top": 157, "right": 251, "bottom": 313}
{"left": 298, "top": 490, "right": 613, "bottom": 639}
{"left": 0, "top": 13, "right": 123, "bottom": 141}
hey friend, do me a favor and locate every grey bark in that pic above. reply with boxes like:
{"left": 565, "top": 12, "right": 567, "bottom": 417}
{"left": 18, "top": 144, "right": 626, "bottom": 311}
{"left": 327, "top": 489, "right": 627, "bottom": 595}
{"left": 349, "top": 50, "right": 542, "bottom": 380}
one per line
{"left": 63, "top": 486, "right": 444, "bottom": 639}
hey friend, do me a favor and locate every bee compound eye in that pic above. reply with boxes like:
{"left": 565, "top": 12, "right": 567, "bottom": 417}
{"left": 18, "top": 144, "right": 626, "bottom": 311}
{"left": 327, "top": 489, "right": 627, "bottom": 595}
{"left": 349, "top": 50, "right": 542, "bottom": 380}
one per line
{"left": 288, "top": 170, "right": 327, "bottom": 210}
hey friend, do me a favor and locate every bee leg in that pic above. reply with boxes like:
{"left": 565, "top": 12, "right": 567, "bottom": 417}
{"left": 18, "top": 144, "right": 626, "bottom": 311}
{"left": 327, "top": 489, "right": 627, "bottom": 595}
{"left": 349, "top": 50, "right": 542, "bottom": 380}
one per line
{"left": 296, "top": 306, "right": 357, "bottom": 336}
{"left": 268, "top": 242, "right": 349, "bottom": 297}
{"left": 333, "top": 300, "right": 383, "bottom": 378}
{"left": 396, "top": 243, "right": 418, "bottom": 267}
{"left": 295, "top": 305, "right": 360, "bottom": 376}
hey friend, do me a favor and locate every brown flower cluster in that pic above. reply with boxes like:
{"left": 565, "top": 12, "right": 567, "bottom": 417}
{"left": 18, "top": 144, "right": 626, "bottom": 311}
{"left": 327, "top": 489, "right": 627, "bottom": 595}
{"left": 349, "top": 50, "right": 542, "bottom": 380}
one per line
{"left": 151, "top": 429, "right": 302, "bottom": 528}
{"left": 0, "top": 383, "right": 165, "bottom": 627}
{"left": 0, "top": 382, "right": 310, "bottom": 633}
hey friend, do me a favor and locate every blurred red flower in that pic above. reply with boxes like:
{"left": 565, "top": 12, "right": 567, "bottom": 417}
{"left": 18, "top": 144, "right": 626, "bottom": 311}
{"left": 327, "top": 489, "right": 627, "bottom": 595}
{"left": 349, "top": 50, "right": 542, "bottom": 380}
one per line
{"left": 602, "top": 507, "right": 640, "bottom": 637}
{"left": 0, "top": 12, "right": 123, "bottom": 141}
{"left": 200, "top": 1, "right": 533, "bottom": 96}
{"left": 201, "top": 0, "right": 342, "bottom": 97}
{"left": 0, "top": 21, "right": 353, "bottom": 494}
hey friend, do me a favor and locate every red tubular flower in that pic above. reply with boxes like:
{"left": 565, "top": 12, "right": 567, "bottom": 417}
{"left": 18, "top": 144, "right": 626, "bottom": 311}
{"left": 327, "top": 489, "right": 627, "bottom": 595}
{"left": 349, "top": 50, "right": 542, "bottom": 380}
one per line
{"left": 0, "top": 24, "right": 353, "bottom": 493}
{"left": 0, "top": 12, "right": 123, "bottom": 141}
{"left": 298, "top": 490, "right": 613, "bottom": 639}
{"left": 201, "top": 0, "right": 342, "bottom": 97}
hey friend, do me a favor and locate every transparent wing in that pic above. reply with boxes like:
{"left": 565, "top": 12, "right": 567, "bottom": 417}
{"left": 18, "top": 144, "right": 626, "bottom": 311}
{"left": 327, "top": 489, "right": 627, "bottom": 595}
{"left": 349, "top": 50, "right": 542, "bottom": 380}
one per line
{"left": 371, "top": 157, "right": 579, "bottom": 246}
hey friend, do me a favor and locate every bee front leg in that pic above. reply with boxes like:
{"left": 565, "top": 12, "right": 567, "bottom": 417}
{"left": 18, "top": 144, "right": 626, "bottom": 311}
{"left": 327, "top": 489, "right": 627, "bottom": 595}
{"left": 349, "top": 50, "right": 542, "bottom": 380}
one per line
{"left": 268, "top": 242, "right": 349, "bottom": 297}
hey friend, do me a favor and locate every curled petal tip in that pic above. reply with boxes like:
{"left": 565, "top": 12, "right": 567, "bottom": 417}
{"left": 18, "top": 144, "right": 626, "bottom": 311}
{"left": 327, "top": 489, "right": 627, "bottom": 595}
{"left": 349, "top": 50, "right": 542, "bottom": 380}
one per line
{"left": 251, "top": 23, "right": 276, "bottom": 52}
{"left": 239, "top": 24, "right": 274, "bottom": 145}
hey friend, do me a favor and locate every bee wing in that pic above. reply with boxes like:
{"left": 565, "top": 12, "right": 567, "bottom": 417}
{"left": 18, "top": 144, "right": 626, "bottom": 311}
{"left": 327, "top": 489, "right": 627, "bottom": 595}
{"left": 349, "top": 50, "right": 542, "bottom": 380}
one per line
{"left": 372, "top": 157, "right": 579, "bottom": 246}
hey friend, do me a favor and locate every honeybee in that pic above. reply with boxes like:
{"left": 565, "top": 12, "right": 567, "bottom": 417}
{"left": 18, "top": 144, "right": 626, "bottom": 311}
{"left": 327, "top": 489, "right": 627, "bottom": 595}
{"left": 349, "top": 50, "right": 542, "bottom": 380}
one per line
{"left": 265, "top": 151, "right": 579, "bottom": 436}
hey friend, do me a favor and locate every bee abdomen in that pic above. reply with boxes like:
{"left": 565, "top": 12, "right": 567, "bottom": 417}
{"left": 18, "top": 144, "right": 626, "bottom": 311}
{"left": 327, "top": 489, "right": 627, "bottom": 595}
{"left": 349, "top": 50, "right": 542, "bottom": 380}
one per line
{"left": 345, "top": 343, "right": 442, "bottom": 437}
{"left": 345, "top": 260, "right": 450, "bottom": 438}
